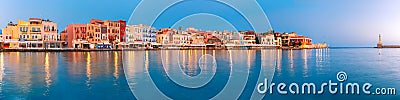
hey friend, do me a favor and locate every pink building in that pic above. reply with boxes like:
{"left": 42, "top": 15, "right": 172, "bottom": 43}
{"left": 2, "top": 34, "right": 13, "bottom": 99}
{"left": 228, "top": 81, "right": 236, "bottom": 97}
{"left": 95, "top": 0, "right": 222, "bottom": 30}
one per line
{"left": 63, "top": 19, "right": 126, "bottom": 49}
{"left": 42, "top": 19, "right": 58, "bottom": 41}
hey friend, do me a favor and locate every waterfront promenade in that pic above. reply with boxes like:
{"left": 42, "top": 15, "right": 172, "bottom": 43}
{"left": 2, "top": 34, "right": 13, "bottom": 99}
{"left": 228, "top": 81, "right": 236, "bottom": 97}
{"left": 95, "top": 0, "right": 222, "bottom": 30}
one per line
{"left": 0, "top": 45, "right": 327, "bottom": 52}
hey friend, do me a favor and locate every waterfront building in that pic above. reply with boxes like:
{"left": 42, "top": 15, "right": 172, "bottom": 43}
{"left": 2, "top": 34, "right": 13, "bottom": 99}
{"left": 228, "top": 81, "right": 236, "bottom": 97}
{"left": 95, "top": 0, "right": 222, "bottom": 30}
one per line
{"left": 60, "top": 30, "right": 68, "bottom": 47}
{"left": 241, "top": 30, "right": 257, "bottom": 44}
{"left": 17, "top": 18, "right": 42, "bottom": 41}
{"left": 1, "top": 22, "right": 19, "bottom": 40}
{"left": 280, "top": 32, "right": 313, "bottom": 47}
{"left": 104, "top": 20, "right": 126, "bottom": 44}
{"left": 42, "top": 19, "right": 58, "bottom": 41}
{"left": 181, "top": 34, "right": 192, "bottom": 44}
{"left": 281, "top": 32, "right": 298, "bottom": 46}
{"left": 191, "top": 33, "right": 205, "bottom": 45}
{"left": 126, "top": 24, "right": 157, "bottom": 45}
{"left": 289, "top": 36, "right": 312, "bottom": 47}
{"left": 0, "top": 22, "right": 19, "bottom": 48}
{"left": 117, "top": 20, "right": 126, "bottom": 43}
{"left": 225, "top": 30, "right": 257, "bottom": 45}
{"left": 259, "top": 33, "right": 275, "bottom": 46}
{"left": 60, "top": 30, "right": 67, "bottom": 41}
{"left": 0, "top": 18, "right": 63, "bottom": 49}
{"left": 42, "top": 19, "right": 62, "bottom": 48}
{"left": 205, "top": 35, "right": 222, "bottom": 45}
{"left": 88, "top": 19, "right": 107, "bottom": 44}
{"left": 125, "top": 25, "right": 135, "bottom": 44}
{"left": 274, "top": 32, "right": 282, "bottom": 47}
{"left": 172, "top": 34, "right": 181, "bottom": 44}
{"left": 224, "top": 32, "right": 240, "bottom": 44}
{"left": 63, "top": 19, "right": 126, "bottom": 49}
{"left": 217, "top": 30, "right": 233, "bottom": 44}
{"left": 103, "top": 20, "right": 127, "bottom": 48}
{"left": 171, "top": 33, "right": 191, "bottom": 45}
{"left": 104, "top": 20, "right": 120, "bottom": 43}
{"left": 156, "top": 28, "right": 176, "bottom": 44}
{"left": 65, "top": 24, "right": 88, "bottom": 48}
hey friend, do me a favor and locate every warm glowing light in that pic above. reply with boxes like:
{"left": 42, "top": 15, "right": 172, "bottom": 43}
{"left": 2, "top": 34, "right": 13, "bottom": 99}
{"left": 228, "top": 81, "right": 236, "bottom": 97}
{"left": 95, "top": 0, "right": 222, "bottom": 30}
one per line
{"left": 44, "top": 53, "right": 52, "bottom": 95}
{"left": 145, "top": 51, "right": 149, "bottom": 69}
{"left": 229, "top": 50, "right": 233, "bottom": 68}
{"left": 246, "top": 51, "right": 250, "bottom": 68}
{"left": 289, "top": 49, "right": 294, "bottom": 75}
{"left": 277, "top": 49, "right": 282, "bottom": 72}
{"left": 0, "top": 52, "right": 4, "bottom": 92}
{"left": 114, "top": 52, "right": 119, "bottom": 79}
{"left": 86, "top": 52, "right": 92, "bottom": 87}
{"left": 303, "top": 49, "right": 308, "bottom": 69}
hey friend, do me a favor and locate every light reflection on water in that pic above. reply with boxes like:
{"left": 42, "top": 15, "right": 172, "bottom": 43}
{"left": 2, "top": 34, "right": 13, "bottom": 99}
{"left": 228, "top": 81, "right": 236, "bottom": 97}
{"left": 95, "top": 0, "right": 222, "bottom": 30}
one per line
{"left": 0, "top": 52, "right": 133, "bottom": 99}
{"left": 123, "top": 49, "right": 277, "bottom": 99}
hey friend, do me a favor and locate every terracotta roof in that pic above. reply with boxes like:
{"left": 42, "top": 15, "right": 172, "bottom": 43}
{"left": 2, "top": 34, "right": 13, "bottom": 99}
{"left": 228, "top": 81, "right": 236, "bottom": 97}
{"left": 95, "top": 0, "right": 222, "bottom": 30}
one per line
{"left": 29, "top": 18, "right": 42, "bottom": 20}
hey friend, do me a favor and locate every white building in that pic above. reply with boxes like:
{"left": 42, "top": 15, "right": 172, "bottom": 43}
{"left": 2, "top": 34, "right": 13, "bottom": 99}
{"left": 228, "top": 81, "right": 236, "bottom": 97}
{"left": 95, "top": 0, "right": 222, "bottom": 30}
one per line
{"left": 259, "top": 34, "right": 275, "bottom": 46}
{"left": 126, "top": 24, "right": 157, "bottom": 44}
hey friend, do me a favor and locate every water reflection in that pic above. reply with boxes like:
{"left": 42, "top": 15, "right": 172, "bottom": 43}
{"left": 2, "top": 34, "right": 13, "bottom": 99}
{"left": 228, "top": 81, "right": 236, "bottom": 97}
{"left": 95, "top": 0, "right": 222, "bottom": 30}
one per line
{"left": 1, "top": 48, "right": 398, "bottom": 99}
{"left": 86, "top": 52, "right": 92, "bottom": 88}
{"left": 315, "top": 48, "right": 330, "bottom": 74}
{"left": 301, "top": 49, "right": 312, "bottom": 77}
{"left": 288, "top": 49, "right": 294, "bottom": 76}
{"left": 0, "top": 53, "right": 4, "bottom": 94}
{"left": 275, "top": 48, "right": 331, "bottom": 78}
{"left": 0, "top": 52, "right": 132, "bottom": 99}
{"left": 44, "top": 53, "right": 51, "bottom": 96}
{"left": 113, "top": 52, "right": 119, "bottom": 86}
{"left": 276, "top": 49, "right": 282, "bottom": 76}
{"left": 123, "top": 50, "right": 277, "bottom": 99}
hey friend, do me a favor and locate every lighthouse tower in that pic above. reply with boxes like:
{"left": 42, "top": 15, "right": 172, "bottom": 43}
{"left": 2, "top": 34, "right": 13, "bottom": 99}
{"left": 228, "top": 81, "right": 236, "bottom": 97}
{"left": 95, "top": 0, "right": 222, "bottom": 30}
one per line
{"left": 377, "top": 34, "right": 383, "bottom": 48}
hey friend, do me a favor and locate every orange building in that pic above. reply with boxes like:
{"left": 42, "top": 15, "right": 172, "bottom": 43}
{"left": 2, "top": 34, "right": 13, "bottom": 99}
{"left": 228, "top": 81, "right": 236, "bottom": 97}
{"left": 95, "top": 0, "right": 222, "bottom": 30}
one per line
{"left": 65, "top": 24, "right": 87, "bottom": 48}
{"left": 63, "top": 19, "right": 126, "bottom": 49}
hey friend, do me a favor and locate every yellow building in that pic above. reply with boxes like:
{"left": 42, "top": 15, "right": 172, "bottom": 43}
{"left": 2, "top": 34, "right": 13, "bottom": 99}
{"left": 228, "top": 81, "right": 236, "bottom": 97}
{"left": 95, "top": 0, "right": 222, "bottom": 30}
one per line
{"left": 1, "top": 22, "right": 20, "bottom": 48}
{"left": 17, "top": 18, "right": 43, "bottom": 41}
{"left": 1, "top": 22, "right": 19, "bottom": 39}
{"left": 1, "top": 18, "right": 63, "bottom": 49}
{"left": 104, "top": 20, "right": 121, "bottom": 43}
{"left": 88, "top": 19, "right": 108, "bottom": 44}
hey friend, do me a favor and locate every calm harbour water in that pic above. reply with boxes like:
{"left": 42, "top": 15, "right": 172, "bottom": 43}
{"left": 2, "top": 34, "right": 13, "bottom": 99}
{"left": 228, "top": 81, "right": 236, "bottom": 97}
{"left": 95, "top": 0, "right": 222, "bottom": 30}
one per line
{"left": 0, "top": 48, "right": 399, "bottom": 99}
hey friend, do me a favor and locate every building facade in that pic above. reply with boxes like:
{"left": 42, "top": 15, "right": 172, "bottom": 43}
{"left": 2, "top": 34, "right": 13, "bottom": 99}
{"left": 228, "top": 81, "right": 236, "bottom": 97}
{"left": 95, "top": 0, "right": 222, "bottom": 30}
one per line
{"left": 156, "top": 28, "right": 176, "bottom": 44}
{"left": 65, "top": 24, "right": 87, "bottom": 48}
{"left": 259, "top": 34, "right": 275, "bottom": 46}
{"left": 1, "top": 22, "right": 19, "bottom": 48}
{"left": 0, "top": 18, "right": 63, "bottom": 49}
{"left": 63, "top": 19, "right": 126, "bottom": 49}
{"left": 126, "top": 24, "right": 157, "bottom": 44}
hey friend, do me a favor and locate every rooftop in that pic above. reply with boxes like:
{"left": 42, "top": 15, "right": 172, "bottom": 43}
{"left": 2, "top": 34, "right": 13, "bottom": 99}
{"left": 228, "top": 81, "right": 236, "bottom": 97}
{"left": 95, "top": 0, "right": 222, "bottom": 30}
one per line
{"left": 29, "top": 18, "right": 42, "bottom": 22}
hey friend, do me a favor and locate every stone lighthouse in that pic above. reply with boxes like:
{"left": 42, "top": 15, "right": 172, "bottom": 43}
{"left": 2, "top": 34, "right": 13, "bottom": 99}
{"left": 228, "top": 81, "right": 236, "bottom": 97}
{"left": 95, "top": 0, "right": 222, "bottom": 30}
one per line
{"left": 377, "top": 34, "right": 383, "bottom": 48}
